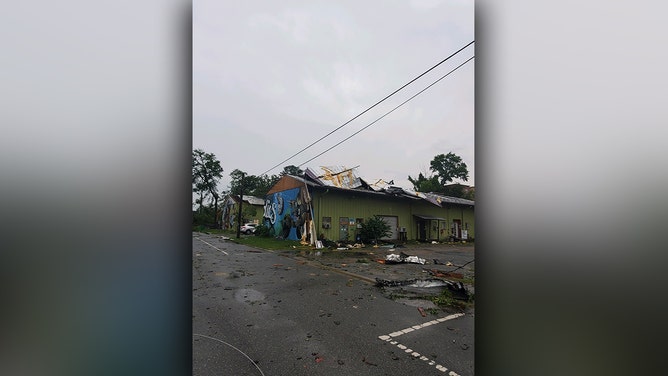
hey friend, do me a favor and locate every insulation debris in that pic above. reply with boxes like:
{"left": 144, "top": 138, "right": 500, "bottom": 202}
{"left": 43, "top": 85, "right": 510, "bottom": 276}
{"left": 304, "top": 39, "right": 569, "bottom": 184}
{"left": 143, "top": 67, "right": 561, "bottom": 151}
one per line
{"left": 384, "top": 252, "right": 426, "bottom": 265}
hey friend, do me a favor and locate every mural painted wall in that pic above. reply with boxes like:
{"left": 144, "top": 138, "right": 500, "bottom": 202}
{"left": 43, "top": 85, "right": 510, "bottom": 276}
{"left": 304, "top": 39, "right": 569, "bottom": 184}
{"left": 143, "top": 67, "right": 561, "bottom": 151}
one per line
{"left": 263, "top": 187, "right": 312, "bottom": 240}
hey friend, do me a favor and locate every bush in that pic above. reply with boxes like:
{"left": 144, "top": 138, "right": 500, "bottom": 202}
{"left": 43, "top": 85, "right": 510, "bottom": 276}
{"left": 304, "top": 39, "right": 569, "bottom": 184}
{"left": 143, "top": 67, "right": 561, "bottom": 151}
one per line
{"left": 254, "top": 223, "right": 271, "bottom": 238}
{"left": 359, "top": 215, "right": 392, "bottom": 244}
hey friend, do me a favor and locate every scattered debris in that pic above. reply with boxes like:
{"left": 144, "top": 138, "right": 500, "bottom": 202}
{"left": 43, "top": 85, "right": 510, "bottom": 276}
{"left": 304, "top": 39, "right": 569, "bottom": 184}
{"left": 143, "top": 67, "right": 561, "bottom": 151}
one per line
{"left": 404, "top": 255, "right": 426, "bottom": 264}
{"left": 409, "top": 280, "right": 449, "bottom": 288}
{"left": 425, "top": 269, "right": 464, "bottom": 279}
{"left": 418, "top": 307, "right": 427, "bottom": 317}
{"left": 315, "top": 240, "right": 324, "bottom": 249}
{"left": 375, "top": 278, "right": 469, "bottom": 300}
{"left": 384, "top": 252, "right": 426, "bottom": 265}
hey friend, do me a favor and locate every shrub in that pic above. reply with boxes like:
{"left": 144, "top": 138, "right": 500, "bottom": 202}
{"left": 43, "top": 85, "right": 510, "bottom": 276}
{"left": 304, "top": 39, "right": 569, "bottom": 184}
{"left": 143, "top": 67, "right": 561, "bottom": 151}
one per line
{"left": 254, "top": 223, "right": 271, "bottom": 238}
{"left": 359, "top": 215, "right": 392, "bottom": 244}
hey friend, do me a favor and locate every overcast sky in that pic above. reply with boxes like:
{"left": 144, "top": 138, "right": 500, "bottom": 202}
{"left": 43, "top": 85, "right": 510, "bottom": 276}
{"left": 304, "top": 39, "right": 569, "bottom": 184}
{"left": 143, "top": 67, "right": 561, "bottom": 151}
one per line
{"left": 194, "top": 0, "right": 474, "bottom": 193}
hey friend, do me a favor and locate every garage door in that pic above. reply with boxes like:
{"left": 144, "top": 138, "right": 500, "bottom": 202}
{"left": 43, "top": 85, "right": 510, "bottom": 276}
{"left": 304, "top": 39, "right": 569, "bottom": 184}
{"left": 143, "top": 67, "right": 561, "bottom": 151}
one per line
{"left": 379, "top": 216, "right": 398, "bottom": 240}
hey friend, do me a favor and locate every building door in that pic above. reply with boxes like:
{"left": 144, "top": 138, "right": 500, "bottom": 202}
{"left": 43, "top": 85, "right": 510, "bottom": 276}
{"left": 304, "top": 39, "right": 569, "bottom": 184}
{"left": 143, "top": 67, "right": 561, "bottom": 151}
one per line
{"left": 339, "top": 217, "right": 349, "bottom": 241}
{"left": 452, "top": 219, "right": 462, "bottom": 240}
{"left": 379, "top": 216, "right": 398, "bottom": 240}
{"left": 417, "top": 220, "right": 427, "bottom": 242}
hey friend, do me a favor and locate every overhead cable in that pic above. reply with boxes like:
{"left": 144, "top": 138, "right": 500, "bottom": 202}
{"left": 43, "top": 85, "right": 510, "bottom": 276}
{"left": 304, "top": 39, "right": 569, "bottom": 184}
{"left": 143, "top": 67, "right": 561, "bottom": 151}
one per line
{"left": 260, "top": 40, "right": 475, "bottom": 175}
{"left": 296, "top": 55, "right": 475, "bottom": 168}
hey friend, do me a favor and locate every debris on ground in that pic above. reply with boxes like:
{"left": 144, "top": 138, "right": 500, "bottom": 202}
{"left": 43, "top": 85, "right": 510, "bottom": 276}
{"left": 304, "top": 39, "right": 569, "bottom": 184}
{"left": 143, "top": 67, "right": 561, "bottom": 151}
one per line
{"left": 425, "top": 269, "right": 464, "bottom": 279}
{"left": 375, "top": 278, "right": 470, "bottom": 300}
{"left": 418, "top": 307, "right": 427, "bottom": 317}
{"left": 384, "top": 252, "right": 426, "bottom": 265}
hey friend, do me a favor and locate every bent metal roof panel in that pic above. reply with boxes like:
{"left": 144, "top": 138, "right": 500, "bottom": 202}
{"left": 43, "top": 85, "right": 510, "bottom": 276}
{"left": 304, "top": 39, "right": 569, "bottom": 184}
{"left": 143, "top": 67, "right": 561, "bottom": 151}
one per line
{"left": 296, "top": 166, "right": 473, "bottom": 207}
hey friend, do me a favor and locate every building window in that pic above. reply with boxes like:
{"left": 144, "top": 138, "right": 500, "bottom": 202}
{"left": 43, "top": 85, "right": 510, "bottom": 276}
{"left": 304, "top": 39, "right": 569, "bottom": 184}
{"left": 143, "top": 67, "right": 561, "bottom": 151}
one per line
{"left": 322, "top": 216, "right": 331, "bottom": 229}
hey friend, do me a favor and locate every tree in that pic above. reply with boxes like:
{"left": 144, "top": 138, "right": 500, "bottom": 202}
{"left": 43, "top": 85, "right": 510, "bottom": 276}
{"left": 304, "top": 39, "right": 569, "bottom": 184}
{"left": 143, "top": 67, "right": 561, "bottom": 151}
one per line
{"left": 408, "top": 152, "right": 469, "bottom": 195}
{"left": 359, "top": 215, "right": 392, "bottom": 244}
{"left": 192, "top": 149, "right": 223, "bottom": 225}
{"left": 229, "top": 169, "right": 247, "bottom": 196}
{"left": 252, "top": 174, "right": 279, "bottom": 197}
{"left": 430, "top": 152, "right": 469, "bottom": 186}
{"left": 407, "top": 172, "right": 441, "bottom": 193}
{"left": 229, "top": 169, "right": 279, "bottom": 198}
{"left": 280, "top": 165, "right": 304, "bottom": 177}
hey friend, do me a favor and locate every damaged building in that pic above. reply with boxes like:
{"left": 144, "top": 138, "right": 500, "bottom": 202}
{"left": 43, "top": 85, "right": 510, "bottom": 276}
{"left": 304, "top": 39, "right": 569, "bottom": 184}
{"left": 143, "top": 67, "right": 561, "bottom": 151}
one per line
{"left": 219, "top": 194, "right": 265, "bottom": 230}
{"left": 262, "top": 166, "right": 474, "bottom": 245}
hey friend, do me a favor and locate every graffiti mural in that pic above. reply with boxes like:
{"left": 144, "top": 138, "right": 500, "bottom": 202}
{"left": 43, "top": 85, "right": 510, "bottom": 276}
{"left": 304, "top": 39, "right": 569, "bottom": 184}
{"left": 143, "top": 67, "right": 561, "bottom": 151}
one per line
{"left": 263, "top": 187, "right": 312, "bottom": 241}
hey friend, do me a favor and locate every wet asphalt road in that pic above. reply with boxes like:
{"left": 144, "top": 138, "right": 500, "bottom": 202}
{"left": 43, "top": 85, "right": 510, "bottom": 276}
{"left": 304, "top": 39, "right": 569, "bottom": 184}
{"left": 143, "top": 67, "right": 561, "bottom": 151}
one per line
{"left": 192, "top": 233, "right": 474, "bottom": 375}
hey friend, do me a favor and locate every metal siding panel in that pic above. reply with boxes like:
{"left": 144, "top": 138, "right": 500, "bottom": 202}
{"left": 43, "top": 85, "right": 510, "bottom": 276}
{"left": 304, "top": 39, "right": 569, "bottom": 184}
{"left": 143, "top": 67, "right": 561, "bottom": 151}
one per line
{"left": 311, "top": 189, "right": 475, "bottom": 242}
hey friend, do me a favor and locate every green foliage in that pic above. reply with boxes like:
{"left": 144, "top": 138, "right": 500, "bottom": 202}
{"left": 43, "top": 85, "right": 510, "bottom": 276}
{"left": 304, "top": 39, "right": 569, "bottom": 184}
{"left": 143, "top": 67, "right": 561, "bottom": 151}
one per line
{"left": 192, "top": 205, "right": 218, "bottom": 228}
{"left": 407, "top": 172, "right": 441, "bottom": 193}
{"left": 240, "top": 205, "right": 257, "bottom": 223}
{"left": 408, "top": 152, "right": 470, "bottom": 197}
{"left": 430, "top": 289, "right": 455, "bottom": 307}
{"left": 280, "top": 165, "right": 304, "bottom": 176}
{"left": 192, "top": 149, "right": 224, "bottom": 220}
{"left": 359, "top": 215, "right": 392, "bottom": 244}
{"left": 229, "top": 169, "right": 279, "bottom": 198}
{"left": 254, "top": 224, "right": 271, "bottom": 238}
{"left": 441, "top": 184, "right": 475, "bottom": 200}
{"left": 430, "top": 152, "right": 469, "bottom": 185}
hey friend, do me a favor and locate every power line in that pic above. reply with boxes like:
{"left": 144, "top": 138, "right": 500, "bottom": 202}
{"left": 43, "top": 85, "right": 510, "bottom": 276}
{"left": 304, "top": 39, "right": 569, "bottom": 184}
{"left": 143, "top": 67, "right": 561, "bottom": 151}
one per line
{"left": 296, "top": 55, "right": 475, "bottom": 168}
{"left": 260, "top": 40, "right": 474, "bottom": 176}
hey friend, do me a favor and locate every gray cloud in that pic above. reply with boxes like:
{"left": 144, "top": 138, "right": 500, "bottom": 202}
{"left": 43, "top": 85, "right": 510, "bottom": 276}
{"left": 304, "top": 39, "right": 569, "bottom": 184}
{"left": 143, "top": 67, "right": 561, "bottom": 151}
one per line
{"left": 194, "top": 0, "right": 474, "bottom": 191}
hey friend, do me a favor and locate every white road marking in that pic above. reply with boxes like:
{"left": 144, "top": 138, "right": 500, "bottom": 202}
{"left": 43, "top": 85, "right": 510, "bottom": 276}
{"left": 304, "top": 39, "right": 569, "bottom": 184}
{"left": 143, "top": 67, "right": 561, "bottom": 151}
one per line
{"left": 378, "top": 313, "right": 465, "bottom": 376}
{"left": 196, "top": 237, "right": 229, "bottom": 255}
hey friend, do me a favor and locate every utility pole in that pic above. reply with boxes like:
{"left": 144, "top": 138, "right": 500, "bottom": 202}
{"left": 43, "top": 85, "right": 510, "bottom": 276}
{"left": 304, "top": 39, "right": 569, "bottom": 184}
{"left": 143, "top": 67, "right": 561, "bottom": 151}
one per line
{"left": 236, "top": 173, "right": 245, "bottom": 239}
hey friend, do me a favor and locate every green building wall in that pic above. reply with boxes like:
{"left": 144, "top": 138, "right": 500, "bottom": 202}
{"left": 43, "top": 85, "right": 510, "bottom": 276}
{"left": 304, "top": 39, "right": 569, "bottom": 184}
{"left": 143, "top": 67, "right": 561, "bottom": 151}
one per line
{"left": 309, "top": 188, "right": 474, "bottom": 242}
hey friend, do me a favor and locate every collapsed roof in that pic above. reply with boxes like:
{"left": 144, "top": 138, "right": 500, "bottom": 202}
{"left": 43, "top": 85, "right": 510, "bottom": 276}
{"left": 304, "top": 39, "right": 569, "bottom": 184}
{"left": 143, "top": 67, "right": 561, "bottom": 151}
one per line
{"left": 299, "top": 166, "right": 474, "bottom": 207}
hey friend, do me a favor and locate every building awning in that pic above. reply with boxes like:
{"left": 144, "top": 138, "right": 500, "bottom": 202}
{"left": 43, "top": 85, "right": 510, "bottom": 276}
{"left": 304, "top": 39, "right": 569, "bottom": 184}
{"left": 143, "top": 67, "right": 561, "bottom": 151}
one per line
{"left": 413, "top": 214, "right": 446, "bottom": 221}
